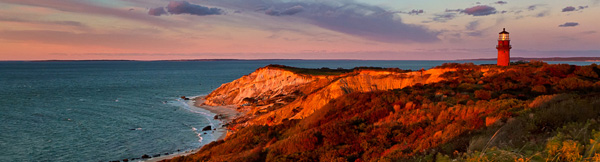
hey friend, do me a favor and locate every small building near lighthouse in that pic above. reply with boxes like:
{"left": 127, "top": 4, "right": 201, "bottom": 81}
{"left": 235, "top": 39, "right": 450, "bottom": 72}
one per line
{"left": 496, "top": 28, "right": 512, "bottom": 66}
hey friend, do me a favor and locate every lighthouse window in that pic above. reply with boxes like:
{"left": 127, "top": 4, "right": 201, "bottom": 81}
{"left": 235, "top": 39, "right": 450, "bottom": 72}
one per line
{"left": 499, "top": 34, "right": 509, "bottom": 40}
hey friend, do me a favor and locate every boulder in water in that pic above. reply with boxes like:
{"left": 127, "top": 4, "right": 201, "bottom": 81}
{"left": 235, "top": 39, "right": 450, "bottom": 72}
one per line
{"left": 202, "top": 126, "right": 212, "bottom": 131}
{"left": 141, "top": 154, "right": 151, "bottom": 159}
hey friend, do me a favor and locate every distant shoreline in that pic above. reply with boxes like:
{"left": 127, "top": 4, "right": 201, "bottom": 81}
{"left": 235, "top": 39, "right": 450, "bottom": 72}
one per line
{"left": 459, "top": 57, "right": 600, "bottom": 62}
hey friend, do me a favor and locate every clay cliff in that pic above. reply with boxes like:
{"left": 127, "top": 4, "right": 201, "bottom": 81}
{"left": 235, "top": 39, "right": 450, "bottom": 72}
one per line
{"left": 173, "top": 62, "right": 600, "bottom": 162}
{"left": 204, "top": 65, "right": 463, "bottom": 125}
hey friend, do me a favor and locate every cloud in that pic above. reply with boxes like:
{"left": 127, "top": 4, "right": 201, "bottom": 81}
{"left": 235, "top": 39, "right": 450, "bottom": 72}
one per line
{"left": 281, "top": 5, "right": 304, "bottom": 15}
{"left": 407, "top": 9, "right": 424, "bottom": 15}
{"left": 559, "top": 22, "right": 579, "bottom": 27}
{"left": 528, "top": 5, "right": 537, "bottom": 11}
{"left": 431, "top": 13, "right": 457, "bottom": 22}
{"left": 148, "top": 7, "right": 167, "bottom": 16}
{"left": 562, "top": 6, "right": 576, "bottom": 12}
{"left": 166, "top": 1, "right": 224, "bottom": 16}
{"left": 265, "top": 5, "right": 304, "bottom": 16}
{"left": 264, "top": 9, "right": 280, "bottom": 16}
{"left": 0, "top": 0, "right": 171, "bottom": 27}
{"left": 220, "top": 1, "right": 439, "bottom": 43}
{"left": 494, "top": 1, "right": 507, "bottom": 5}
{"left": 462, "top": 5, "right": 497, "bottom": 16}
{"left": 0, "top": 16, "right": 88, "bottom": 28}
{"left": 535, "top": 10, "right": 550, "bottom": 17}
{"left": 0, "top": 30, "right": 191, "bottom": 49}
{"left": 305, "top": 3, "right": 438, "bottom": 42}
{"left": 391, "top": 9, "right": 424, "bottom": 15}
{"left": 562, "top": 6, "right": 588, "bottom": 12}
{"left": 466, "top": 20, "right": 480, "bottom": 30}
{"left": 445, "top": 9, "right": 462, "bottom": 12}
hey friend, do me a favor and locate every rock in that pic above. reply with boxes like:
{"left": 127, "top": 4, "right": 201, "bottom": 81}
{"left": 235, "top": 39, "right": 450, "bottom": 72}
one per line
{"left": 181, "top": 96, "right": 190, "bottom": 100}
{"left": 164, "top": 152, "right": 170, "bottom": 155}
{"left": 153, "top": 154, "right": 161, "bottom": 157}
{"left": 141, "top": 154, "right": 151, "bottom": 159}
{"left": 123, "top": 159, "right": 129, "bottom": 162}
{"left": 202, "top": 126, "right": 212, "bottom": 131}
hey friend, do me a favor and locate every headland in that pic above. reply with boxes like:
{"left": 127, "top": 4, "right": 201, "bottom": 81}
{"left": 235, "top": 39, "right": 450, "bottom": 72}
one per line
{"left": 165, "top": 62, "right": 600, "bottom": 161}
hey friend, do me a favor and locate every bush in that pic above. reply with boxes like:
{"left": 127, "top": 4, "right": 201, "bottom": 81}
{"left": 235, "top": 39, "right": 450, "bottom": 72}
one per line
{"left": 474, "top": 90, "right": 492, "bottom": 100}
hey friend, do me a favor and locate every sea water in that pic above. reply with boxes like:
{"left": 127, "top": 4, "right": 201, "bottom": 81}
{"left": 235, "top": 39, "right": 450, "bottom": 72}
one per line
{"left": 0, "top": 60, "right": 596, "bottom": 161}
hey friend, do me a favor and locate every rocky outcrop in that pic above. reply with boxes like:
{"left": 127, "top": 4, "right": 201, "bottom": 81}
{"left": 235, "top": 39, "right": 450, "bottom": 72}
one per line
{"left": 204, "top": 66, "right": 334, "bottom": 106}
{"left": 202, "top": 126, "right": 212, "bottom": 131}
{"left": 205, "top": 65, "right": 460, "bottom": 125}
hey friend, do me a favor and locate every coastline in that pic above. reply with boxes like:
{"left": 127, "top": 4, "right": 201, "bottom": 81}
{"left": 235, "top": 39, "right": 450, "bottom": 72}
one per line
{"left": 144, "top": 96, "right": 239, "bottom": 162}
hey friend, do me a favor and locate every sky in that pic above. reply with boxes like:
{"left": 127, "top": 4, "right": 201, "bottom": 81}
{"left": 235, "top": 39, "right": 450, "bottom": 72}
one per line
{"left": 0, "top": 0, "right": 598, "bottom": 60}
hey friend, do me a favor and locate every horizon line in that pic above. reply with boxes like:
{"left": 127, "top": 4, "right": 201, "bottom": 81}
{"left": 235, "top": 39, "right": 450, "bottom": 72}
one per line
{"left": 1, "top": 57, "right": 599, "bottom": 62}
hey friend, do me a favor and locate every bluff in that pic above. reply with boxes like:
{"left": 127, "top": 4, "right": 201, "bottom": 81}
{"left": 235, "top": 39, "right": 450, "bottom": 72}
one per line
{"left": 171, "top": 62, "right": 600, "bottom": 162}
{"left": 204, "top": 65, "right": 464, "bottom": 125}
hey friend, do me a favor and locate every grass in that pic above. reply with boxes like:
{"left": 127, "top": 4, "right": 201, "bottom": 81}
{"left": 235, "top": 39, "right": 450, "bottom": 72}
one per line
{"left": 266, "top": 64, "right": 410, "bottom": 76}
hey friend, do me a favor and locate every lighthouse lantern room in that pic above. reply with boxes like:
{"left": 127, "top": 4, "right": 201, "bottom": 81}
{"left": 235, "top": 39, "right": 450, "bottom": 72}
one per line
{"left": 496, "top": 28, "right": 512, "bottom": 66}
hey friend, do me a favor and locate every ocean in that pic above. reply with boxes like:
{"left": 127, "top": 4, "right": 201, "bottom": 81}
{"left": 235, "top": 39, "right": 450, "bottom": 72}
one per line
{"left": 0, "top": 60, "right": 597, "bottom": 161}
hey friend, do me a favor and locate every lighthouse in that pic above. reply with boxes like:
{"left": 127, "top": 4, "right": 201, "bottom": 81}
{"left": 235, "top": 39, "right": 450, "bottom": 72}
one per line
{"left": 496, "top": 28, "right": 511, "bottom": 66}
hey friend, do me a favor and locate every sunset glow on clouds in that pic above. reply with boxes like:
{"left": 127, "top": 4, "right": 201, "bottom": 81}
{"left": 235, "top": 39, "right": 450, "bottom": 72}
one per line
{"left": 0, "top": 0, "right": 598, "bottom": 60}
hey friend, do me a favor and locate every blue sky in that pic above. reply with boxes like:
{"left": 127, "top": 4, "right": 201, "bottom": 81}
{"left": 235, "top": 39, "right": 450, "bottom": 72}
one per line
{"left": 0, "top": 0, "right": 598, "bottom": 60}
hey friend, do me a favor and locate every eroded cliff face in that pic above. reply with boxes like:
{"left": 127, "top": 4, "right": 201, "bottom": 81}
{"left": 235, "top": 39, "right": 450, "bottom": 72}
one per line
{"left": 252, "top": 68, "right": 458, "bottom": 125}
{"left": 205, "top": 66, "right": 460, "bottom": 125}
{"left": 204, "top": 66, "right": 335, "bottom": 106}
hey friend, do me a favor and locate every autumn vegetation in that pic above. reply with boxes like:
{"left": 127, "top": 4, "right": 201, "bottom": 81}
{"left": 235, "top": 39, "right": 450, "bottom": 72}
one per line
{"left": 169, "top": 62, "right": 600, "bottom": 162}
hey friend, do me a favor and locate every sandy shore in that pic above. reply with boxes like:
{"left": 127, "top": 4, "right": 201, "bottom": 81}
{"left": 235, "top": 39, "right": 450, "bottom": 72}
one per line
{"left": 143, "top": 96, "right": 239, "bottom": 162}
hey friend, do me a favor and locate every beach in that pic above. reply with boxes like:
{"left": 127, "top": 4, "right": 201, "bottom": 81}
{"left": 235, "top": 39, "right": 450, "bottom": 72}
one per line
{"left": 144, "top": 96, "right": 240, "bottom": 162}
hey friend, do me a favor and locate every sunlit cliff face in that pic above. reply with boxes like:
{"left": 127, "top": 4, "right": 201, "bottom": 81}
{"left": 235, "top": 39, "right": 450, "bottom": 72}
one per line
{"left": 204, "top": 65, "right": 468, "bottom": 125}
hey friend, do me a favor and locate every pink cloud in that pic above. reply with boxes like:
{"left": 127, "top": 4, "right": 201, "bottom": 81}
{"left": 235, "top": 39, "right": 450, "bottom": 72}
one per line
{"left": 462, "top": 5, "right": 497, "bottom": 16}
{"left": 0, "top": 0, "right": 171, "bottom": 26}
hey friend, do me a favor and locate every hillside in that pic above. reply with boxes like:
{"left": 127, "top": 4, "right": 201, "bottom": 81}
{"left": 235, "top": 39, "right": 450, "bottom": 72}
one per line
{"left": 171, "top": 62, "right": 600, "bottom": 161}
{"left": 204, "top": 64, "right": 461, "bottom": 127}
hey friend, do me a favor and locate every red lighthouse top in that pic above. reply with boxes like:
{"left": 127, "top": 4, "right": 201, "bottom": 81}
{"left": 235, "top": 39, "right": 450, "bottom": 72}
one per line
{"left": 498, "top": 28, "right": 509, "bottom": 41}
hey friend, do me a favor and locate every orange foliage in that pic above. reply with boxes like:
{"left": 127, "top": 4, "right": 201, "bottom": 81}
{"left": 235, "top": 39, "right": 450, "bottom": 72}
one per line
{"left": 168, "top": 63, "right": 600, "bottom": 162}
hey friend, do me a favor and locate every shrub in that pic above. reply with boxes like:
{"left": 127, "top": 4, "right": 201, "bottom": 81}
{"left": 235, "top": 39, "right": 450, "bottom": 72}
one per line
{"left": 531, "top": 85, "right": 547, "bottom": 93}
{"left": 474, "top": 90, "right": 492, "bottom": 100}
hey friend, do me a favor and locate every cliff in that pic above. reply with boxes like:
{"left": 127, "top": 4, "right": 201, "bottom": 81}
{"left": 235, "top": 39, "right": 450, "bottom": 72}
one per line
{"left": 203, "top": 65, "right": 335, "bottom": 106}
{"left": 172, "top": 62, "right": 600, "bottom": 162}
{"left": 204, "top": 65, "right": 464, "bottom": 125}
